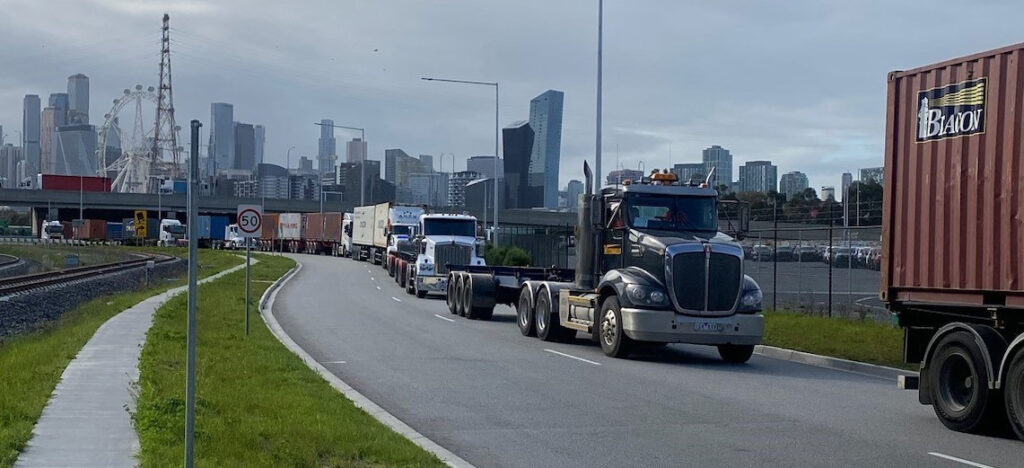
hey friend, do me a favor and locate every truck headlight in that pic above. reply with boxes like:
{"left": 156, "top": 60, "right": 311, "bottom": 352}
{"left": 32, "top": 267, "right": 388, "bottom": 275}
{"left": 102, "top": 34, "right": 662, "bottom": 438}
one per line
{"left": 737, "top": 275, "right": 762, "bottom": 313}
{"left": 626, "top": 284, "right": 670, "bottom": 307}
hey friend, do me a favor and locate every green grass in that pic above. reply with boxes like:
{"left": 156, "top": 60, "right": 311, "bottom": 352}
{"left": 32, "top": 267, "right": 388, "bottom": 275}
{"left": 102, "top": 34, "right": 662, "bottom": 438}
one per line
{"left": 134, "top": 254, "right": 444, "bottom": 467}
{"left": 0, "top": 250, "right": 243, "bottom": 468}
{"left": 764, "top": 311, "right": 912, "bottom": 369}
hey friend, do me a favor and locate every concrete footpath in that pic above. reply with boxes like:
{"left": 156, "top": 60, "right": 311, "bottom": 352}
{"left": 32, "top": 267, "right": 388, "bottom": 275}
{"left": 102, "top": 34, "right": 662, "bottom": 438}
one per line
{"left": 15, "top": 260, "right": 250, "bottom": 468}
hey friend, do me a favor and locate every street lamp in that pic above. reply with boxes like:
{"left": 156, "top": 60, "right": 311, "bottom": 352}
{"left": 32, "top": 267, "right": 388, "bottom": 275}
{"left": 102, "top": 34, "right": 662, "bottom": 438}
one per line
{"left": 421, "top": 76, "right": 499, "bottom": 242}
{"left": 314, "top": 122, "right": 365, "bottom": 205}
{"left": 595, "top": 0, "right": 604, "bottom": 190}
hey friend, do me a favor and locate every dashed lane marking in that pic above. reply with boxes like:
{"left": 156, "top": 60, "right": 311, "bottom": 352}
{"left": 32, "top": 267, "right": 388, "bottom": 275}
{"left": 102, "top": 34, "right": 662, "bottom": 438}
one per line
{"left": 433, "top": 314, "right": 455, "bottom": 323}
{"left": 321, "top": 360, "right": 347, "bottom": 365}
{"left": 928, "top": 452, "right": 995, "bottom": 468}
{"left": 544, "top": 348, "right": 602, "bottom": 366}
{"left": 392, "top": 296, "right": 402, "bottom": 302}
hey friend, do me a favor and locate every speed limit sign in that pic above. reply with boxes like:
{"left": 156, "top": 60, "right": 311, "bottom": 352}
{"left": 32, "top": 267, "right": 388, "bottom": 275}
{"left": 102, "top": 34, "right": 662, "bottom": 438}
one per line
{"left": 236, "top": 204, "right": 263, "bottom": 238}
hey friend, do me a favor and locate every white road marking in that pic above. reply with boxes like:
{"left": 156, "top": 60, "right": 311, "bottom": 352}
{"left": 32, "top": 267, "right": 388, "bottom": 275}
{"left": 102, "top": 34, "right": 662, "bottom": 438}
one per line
{"left": 371, "top": 277, "right": 375, "bottom": 281}
{"left": 433, "top": 314, "right": 455, "bottom": 322}
{"left": 544, "top": 348, "right": 602, "bottom": 366}
{"left": 321, "top": 360, "right": 347, "bottom": 364}
{"left": 391, "top": 296, "right": 402, "bottom": 302}
{"left": 376, "top": 286, "right": 382, "bottom": 290}
{"left": 928, "top": 452, "right": 995, "bottom": 468}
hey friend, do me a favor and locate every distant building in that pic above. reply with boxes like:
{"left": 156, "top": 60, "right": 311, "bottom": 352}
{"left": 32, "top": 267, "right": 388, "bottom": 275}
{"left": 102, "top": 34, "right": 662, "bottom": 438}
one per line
{"left": 252, "top": 163, "right": 289, "bottom": 199}
{"left": 67, "top": 74, "right": 89, "bottom": 125}
{"left": 419, "top": 154, "right": 434, "bottom": 171}
{"left": 53, "top": 124, "right": 97, "bottom": 176}
{"left": 385, "top": 149, "right": 432, "bottom": 202}
{"left": 566, "top": 179, "right": 584, "bottom": 211}
{"left": 448, "top": 170, "right": 481, "bottom": 208}
{"left": 779, "top": 171, "right": 809, "bottom": 199}
{"left": 529, "top": 90, "right": 564, "bottom": 208}
{"left": 22, "top": 94, "right": 41, "bottom": 183}
{"left": 298, "top": 156, "right": 313, "bottom": 171}
{"left": 738, "top": 160, "right": 777, "bottom": 193}
{"left": 841, "top": 172, "right": 853, "bottom": 201}
{"left": 408, "top": 172, "right": 448, "bottom": 207}
{"left": 821, "top": 186, "right": 836, "bottom": 201}
{"left": 342, "top": 160, "right": 384, "bottom": 204}
{"left": 672, "top": 163, "right": 705, "bottom": 184}
{"left": 233, "top": 122, "right": 256, "bottom": 171}
{"left": 0, "top": 144, "right": 22, "bottom": 187}
{"left": 209, "top": 103, "right": 234, "bottom": 175}
{"left": 502, "top": 120, "right": 537, "bottom": 209}
{"left": 467, "top": 155, "right": 504, "bottom": 180}
{"left": 317, "top": 119, "right": 336, "bottom": 176}
{"left": 702, "top": 145, "right": 732, "bottom": 188}
{"left": 464, "top": 177, "right": 505, "bottom": 218}
{"left": 860, "top": 166, "right": 884, "bottom": 186}
{"left": 606, "top": 168, "right": 643, "bottom": 186}
{"left": 253, "top": 125, "right": 265, "bottom": 166}
{"left": 346, "top": 138, "right": 367, "bottom": 163}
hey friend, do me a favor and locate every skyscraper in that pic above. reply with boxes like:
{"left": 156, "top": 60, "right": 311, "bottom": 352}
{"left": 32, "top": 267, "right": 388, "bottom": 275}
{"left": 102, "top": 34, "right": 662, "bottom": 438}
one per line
{"left": 419, "top": 154, "right": 434, "bottom": 171}
{"left": 502, "top": 120, "right": 536, "bottom": 209}
{"left": 22, "top": 94, "right": 41, "bottom": 182}
{"left": 448, "top": 170, "right": 481, "bottom": 208}
{"left": 385, "top": 149, "right": 431, "bottom": 202}
{"left": 67, "top": 74, "right": 89, "bottom": 125}
{"left": 467, "top": 155, "right": 503, "bottom": 180}
{"left": 233, "top": 122, "right": 256, "bottom": 171}
{"left": 346, "top": 138, "right": 367, "bottom": 162}
{"left": 253, "top": 124, "right": 265, "bottom": 166}
{"left": 566, "top": 179, "right": 584, "bottom": 211}
{"left": 779, "top": 171, "right": 809, "bottom": 199}
{"left": 821, "top": 186, "right": 836, "bottom": 201}
{"left": 318, "top": 119, "right": 336, "bottom": 175}
{"left": 702, "top": 145, "right": 732, "bottom": 188}
{"left": 841, "top": 172, "right": 853, "bottom": 201}
{"left": 209, "top": 103, "right": 234, "bottom": 175}
{"left": 528, "top": 89, "right": 564, "bottom": 209}
{"left": 672, "top": 162, "right": 705, "bottom": 184}
{"left": 54, "top": 124, "right": 97, "bottom": 176}
{"left": 738, "top": 160, "right": 777, "bottom": 193}
{"left": 0, "top": 144, "right": 21, "bottom": 187}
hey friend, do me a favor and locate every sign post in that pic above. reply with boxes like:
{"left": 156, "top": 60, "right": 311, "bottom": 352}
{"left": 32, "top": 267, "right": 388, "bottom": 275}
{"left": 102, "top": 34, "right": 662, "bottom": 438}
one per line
{"left": 237, "top": 204, "right": 262, "bottom": 335}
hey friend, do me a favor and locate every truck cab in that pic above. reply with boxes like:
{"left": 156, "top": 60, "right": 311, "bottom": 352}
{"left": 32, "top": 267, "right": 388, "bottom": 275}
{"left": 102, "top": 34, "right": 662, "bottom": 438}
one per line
{"left": 41, "top": 220, "right": 64, "bottom": 240}
{"left": 341, "top": 213, "right": 353, "bottom": 257}
{"left": 159, "top": 219, "right": 186, "bottom": 247}
{"left": 409, "top": 214, "right": 486, "bottom": 297}
{"left": 385, "top": 206, "right": 424, "bottom": 275}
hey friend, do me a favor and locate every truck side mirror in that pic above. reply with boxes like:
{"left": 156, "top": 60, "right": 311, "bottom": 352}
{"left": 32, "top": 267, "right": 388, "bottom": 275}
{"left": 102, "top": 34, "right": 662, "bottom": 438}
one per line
{"left": 738, "top": 203, "right": 751, "bottom": 235}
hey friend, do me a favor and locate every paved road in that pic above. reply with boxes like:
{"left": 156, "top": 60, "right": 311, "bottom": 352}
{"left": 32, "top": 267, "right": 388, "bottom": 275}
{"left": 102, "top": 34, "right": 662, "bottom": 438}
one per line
{"left": 275, "top": 254, "right": 1020, "bottom": 468}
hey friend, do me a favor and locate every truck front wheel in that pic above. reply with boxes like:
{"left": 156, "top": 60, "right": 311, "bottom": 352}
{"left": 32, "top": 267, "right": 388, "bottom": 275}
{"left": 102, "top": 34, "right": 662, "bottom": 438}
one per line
{"left": 1003, "top": 349, "right": 1024, "bottom": 440}
{"left": 598, "top": 297, "right": 633, "bottom": 358}
{"left": 927, "top": 331, "right": 1003, "bottom": 433}
{"left": 717, "top": 344, "right": 755, "bottom": 363}
{"left": 446, "top": 273, "right": 458, "bottom": 315}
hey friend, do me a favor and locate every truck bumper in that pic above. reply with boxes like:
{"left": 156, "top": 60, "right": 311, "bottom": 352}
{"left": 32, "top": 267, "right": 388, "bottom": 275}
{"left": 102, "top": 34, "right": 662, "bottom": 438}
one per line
{"left": 620, "top": 308, "right": 763, "bottom": 345}
{"left": 416, "top": 274, "right": 447, "bottom": 293}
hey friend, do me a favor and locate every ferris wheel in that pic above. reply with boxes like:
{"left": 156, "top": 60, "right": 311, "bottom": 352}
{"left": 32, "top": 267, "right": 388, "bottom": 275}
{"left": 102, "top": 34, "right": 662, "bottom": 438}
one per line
{"left": 95, "top": 85, "right": 182, "bottom": 193}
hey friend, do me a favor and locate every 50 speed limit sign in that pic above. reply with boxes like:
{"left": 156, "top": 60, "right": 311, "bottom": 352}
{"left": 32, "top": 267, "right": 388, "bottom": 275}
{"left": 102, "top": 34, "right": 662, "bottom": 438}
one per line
{"left": 236, "top": 204, "right": 263, "bottom": 238}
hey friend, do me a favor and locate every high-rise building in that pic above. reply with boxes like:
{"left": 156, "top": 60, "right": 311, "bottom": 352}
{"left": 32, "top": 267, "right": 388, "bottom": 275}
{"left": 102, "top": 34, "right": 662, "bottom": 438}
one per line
{"left": 860, "top": 166, "right": 884, "bottom": 186}
{"left": 385, "top": 149, "right": 431, "bottom": 202}
{"left": 529, "top": 90, "right": 564, "bottom": 209}
{"left": 502, "top": 120, "right": 536, "bottom": 209}
{"left": 67, "top": 74, "right": 89, "bottom": 125}
{"left": 465, "top": 177, "right": 505, "bottom": 217}
{"left": 448, "top": 170, "right": 481, "bottom": 208}
{"left": 253, "top": 125, "right": 265, "bottom": 166}
{"left": 298, "top": 156, "right": 313, "bottom": 171}
{"left": 702, "top": 145, "right": 732, "bottom": 188}
{"left": 233, "top": 122, "right": 256, "bottom": 171}
{"left": 342, "top": 160, "right": 385, "bottom": 204}
{"left": 419, "top": 154, "right": 434, "bottom": 171}
{"left": 318, "top": 119, "right": 336, "bottom": 175}
{"left": 54, "top": 124, "right": 97, "bottom": 176}
{"left": 467, "top": 155, "right": 503, "bottom": 180}
{"left": 841, "top": 172, "right": 853, "bottom": 201}
{"left": 0, "top": 144, "right": 22, "bottom": 187}
{"left": 22, "top": 95, "right": 41, "bottom": 183}
{"left": 672, "top": 163, "right": 704, "bottom": 184}
{"left": 40, "top": 107, "right": 60, "bottom": 174}
{"left": 605, "top": 168, "right": 643, "bottom": 186}
{"left": 408, "top": 172, "right": 448, "bottom": 207}
{"left": 346, "top": 138, "right": 367, "bottom": 162}
{"left": 566, "top": 179, "right": 584, "bottom": 212}
{"left": 209, "top": 103, "right": 234, "bottom": 175}
{"left": 821, "top": 186, "right": 836, "bottom": 201}
{"left": 738, "top": 161, "right": 777, "bottom": 193}
{"left": 779, "top": 171, "right": 810, "bottom": 199}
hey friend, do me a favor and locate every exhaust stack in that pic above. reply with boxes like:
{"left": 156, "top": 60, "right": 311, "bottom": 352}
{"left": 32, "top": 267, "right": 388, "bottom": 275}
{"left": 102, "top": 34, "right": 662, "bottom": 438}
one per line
{"left": 576, "top": 161, "right": 597, "bottom": 289}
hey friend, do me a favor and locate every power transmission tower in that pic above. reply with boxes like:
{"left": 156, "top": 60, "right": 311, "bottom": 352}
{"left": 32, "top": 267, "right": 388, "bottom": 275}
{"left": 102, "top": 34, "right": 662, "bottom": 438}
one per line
{"left": 153, "top": 13, "right": 181, "bottom": 179}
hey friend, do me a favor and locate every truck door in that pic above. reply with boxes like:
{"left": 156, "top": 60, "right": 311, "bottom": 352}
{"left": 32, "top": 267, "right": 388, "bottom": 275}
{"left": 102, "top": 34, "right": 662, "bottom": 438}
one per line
{"left": 602, "top": 203, "right": 625, "bottom": 273}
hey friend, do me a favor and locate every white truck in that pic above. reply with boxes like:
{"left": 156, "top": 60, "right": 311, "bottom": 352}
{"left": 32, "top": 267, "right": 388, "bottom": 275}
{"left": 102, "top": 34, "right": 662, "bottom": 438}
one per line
{"left": 351, "top": 202, "right": 423, "bottom": 264}
{"left": 351, "top": 204, "right": 381, "bottom": 262}
{"left": 158, "top": 219, "right": 186, "bottom": 247}
{"left": 384, "top": 205, "right": 425, "bottom": 277}
{"left": 40, "top": 220, "right": 64, "bottom": 240}
{"left": 393, "top": 213, "right": 486, "bottom": 298}
{"left": 341, "top": 213, "right": 353, "bottom": 257}
{"left": 223, "top": 224, "right": 254, "bottom": 250}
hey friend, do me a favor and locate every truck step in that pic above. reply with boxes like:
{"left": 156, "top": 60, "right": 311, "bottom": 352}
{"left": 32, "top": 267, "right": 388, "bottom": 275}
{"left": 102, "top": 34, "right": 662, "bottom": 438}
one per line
{"left": 897, "top": 375, "right": 919, "bottom": 390}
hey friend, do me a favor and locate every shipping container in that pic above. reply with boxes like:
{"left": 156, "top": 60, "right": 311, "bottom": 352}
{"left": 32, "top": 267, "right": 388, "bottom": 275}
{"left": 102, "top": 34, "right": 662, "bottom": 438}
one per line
{"left": 61, "top": 221, "right": 74, "bottom": 239}
{"left": 322, "top": 212, "right": 343, "bottom": 242}
{"left": 305, "top": 213, "right": 325, "bottom": 241}
{"left": 39, "top": 174, "right": 112, "bottom": 192}
{"left": 210, "top": 216, "right": 229, "bottom": 241}
{"left": 106, "top": 222, "right": 123, "bottom": 240}
{"left": 262, "top": 213, "right": 280, "bottom": 238}
{"left": 173, "top": 180, "right": 187, "bottom": 193}
{"left": 278, "top": 213, "right": 302, "bottom": 239}
{"left": 73, "top": 219, "right": 107, "bottom": 240}
{"left": 195, "top": 216, "right": 213, "bottom": 240}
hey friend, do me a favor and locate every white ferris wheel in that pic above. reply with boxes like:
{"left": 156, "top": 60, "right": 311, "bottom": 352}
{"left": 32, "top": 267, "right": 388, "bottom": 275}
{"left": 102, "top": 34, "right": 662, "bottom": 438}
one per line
{"left": 95, "top": 85, "right": 182, "bottom": 193}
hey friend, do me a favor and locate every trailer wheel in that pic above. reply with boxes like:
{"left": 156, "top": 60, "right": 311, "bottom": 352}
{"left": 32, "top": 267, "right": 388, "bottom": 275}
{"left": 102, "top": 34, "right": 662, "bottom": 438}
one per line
{"left": 446, "top": 273, "right": 458, "bottom": 314}
{"left": 598, "top": 296, "right": 633, "bottom": 358}
{"left": 535, "top": 289, "right": 572, "bottom": 342}
{"left": 405, "top": 266, "right": 416, "bottom": 295}
{"left": 927, "top": 331, "right": 1003, "bottom": 433}
{"left": 465, "top": 274, "right": 495, "bottom": 320}
{"left": 454, "top": 274, "right": 467, "bottom": 317}
{"left": 398, "top": 262, "right": 407, "bottom": 289}
{"left": 1003, "top": 349, "right": 1024, "bottom": 440}
{"left": 717, "top": 344, "right": 755, "bottom": 363}
{"left": 517, "top": 287, "right": 536, "bottom": 336}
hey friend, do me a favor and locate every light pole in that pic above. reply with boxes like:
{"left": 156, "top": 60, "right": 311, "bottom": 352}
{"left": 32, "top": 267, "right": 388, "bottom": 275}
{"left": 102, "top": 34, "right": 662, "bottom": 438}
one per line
{"left": 286, "top": 145, "right": 295, "bottom": 200}
{"left": 595, "top": 0, "right": 604, "bottom": 190}
{"left": 421, "top": 76, "right": 499, "bottom": 242}
{"left": 314, "top": 122, "right": 365, "bottom": 205}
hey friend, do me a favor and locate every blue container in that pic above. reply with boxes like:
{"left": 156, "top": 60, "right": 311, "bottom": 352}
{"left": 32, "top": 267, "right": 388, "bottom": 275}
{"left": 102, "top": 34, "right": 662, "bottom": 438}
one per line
{"left": 209, "top": 215, "right": 230, "bottom": 241}
{"left": 173, "top": 180, "right": 187, "bottom": 194}
{"left": 106, "top": 222, "right": 123, "bottom": 240}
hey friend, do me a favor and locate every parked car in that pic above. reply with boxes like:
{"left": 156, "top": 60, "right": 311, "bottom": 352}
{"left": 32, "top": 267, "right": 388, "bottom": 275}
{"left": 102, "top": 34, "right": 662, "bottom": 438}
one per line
{"left": 830, "top": 247, "right": 855, "bottom": 267}
{"left": 775, "top": 247, "right": 795, "bottom": 262}
{"left": 751, "top": 245, "right": 774, "bottom": 261}
{"left": 794, "top": 246, "right": 821, "bottom": 262}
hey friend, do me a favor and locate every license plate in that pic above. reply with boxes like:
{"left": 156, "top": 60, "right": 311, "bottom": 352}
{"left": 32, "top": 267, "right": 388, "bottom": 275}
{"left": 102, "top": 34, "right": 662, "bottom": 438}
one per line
{"left": 694, "top": 321, "right": 724, "bottom": 332}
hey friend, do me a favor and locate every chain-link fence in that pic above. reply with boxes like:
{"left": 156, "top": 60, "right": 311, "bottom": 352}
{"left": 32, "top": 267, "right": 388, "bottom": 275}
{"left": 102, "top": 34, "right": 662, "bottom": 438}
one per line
{"left": 494, "top": 224, "right": 575, "bottom": 269}
{"left": 742, "top": 225, "right": 891, "bottom": 322}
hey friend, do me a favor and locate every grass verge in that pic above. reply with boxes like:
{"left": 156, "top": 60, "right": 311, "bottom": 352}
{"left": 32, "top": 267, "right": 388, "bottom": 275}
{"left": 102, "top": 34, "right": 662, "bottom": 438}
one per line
{"left": 763, "top": 311, "right": 911, "bottom": 370}
{"left": 134, "top": 254, "right": 444, "bottom": 467}
{"left": 0, "top": 250, "right": 243, "bottom": 468}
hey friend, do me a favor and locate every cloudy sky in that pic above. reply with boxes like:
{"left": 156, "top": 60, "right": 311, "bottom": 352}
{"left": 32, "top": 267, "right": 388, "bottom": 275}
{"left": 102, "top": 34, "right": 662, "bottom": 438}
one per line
{"left": 1, "top": 0, "right": 1023, "bottom": 193}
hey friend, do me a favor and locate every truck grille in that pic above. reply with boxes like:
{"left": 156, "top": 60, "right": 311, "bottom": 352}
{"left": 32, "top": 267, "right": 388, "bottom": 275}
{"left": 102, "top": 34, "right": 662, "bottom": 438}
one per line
{"left": 670, "top": 251, "right": 742, "bottom": 314}
{"left": 435, "top": 244, "right": 472, "bottom": 274}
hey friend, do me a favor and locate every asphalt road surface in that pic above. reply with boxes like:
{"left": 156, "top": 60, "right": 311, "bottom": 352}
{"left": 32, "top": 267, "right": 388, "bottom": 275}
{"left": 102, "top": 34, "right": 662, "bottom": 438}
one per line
{"left": 275, "top": 254, "right": 1020, "bottom": 468}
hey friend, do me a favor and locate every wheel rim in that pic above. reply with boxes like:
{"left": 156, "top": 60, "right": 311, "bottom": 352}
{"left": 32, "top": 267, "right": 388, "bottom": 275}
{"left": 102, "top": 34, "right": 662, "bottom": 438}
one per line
{"left": 463, "top": 276, "right": 472, "bottom": 313}
{"left": 537, "top": 296, "right": 548, "bottom": 332}
{"left": 1010, "top": 361, "right": 1024, "bottom": 426}
{"left": 601, "top": 308, "right": 617, "bottom": 347}
{"left": 518, "top": 297, "right": 530, "bottom": 329}
{"left": 938, "top": 351, "right": 976, "bottom": 414}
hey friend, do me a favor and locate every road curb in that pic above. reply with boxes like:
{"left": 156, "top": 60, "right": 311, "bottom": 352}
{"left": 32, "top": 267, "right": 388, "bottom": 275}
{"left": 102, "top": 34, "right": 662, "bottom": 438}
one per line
{"left": 755, "top": 345, "right": 917, "bottom": 381}
{"left": 258, "top": 259, "right": 475, "bottom": 468}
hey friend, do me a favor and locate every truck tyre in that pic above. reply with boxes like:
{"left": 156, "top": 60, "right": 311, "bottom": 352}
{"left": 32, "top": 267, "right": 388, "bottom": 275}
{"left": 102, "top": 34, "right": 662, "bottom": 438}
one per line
{"left": 405, "top": 266, "right": 416, "bottom": 295}
{"left": 398, "top": 262, "right": 408, "bottom": 289}
{"left": 388, "top": 258, "right": 395, "bottom": 277}
{"left": 717, "top": 344, "right": 755, "bottom": 363}
{"left": 447, "top": 273, "right": 459, "bottom": 314}
{"left": 535, "top": 289, "right": 572, "bottom": 342}
{"left": 598, "top": 296, "right": 633, "bottom": 358}
{"left": 462, "top": 273, "right": 477, "bottom": 318}
{"left": 927, "top": 331, "right": 1003, "bottom": 433}
{"left": 454, "top": 274, "right": 467, "bottom": 317}
{"left": 465, "top": 274, "right": 496, "bottom": 320}
{"left": 1003, "top": 349, "right": 1024, "bottom": 441}
{"left": 517, "top": 287, "right": 536, "bottom": 336}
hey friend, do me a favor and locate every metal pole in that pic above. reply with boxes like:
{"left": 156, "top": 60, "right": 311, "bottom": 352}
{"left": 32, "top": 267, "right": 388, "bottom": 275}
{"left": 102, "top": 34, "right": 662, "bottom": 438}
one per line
{"left": 361, "top": 129, "right": 366, "bottom": 205}
{"left": 797, "top": 229, "right": 803, "bottom": 308}
{"left": 79, "top": 175, "right": 83, "bottom": 219}
{"left": 245, "top": 242, "right": 250, "bottom": 335}
{"left": 772, "top": 195, "right": 778, "bottom": 312}
{"left": 827, "top": 202, "right": 833, "bottom": 318}
{"left": 184, "top": 120, "right": 201, "bottom": 467}
{"left": 595, "top": 0, "right": 603, "bottom": 188}
{"left": 493, "top": 83, "right": 499, "bottom": 245}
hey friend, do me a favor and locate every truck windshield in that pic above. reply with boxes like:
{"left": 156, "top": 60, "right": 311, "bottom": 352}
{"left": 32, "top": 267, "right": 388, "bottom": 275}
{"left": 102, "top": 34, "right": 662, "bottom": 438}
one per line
{"left": 165, "top": 225, "right": 186, "bottom": 235}
{"left": 423, "top": 219, "right": 475, "bottom": 237}
{"left": 392, "top": 225, "right": 412, "bottom": 236}
{"left": 625, "top": 194, "right": 717, "bottom": 232}
{"left": 45, "top": 225, "right": 63, "bottom": 233}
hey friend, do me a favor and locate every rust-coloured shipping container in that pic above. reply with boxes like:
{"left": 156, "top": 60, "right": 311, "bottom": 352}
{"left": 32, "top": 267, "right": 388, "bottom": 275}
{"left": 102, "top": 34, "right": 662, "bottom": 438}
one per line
{"left": 40, "top": 174, "right": 112, "bottom": 192}
{"left": 262, "top": 213, "right": 279, "bottom": 238}
{"left": 73, "top": 219, "right": 107, "bottom": 240}
{"left": 883, "top": 43, "right": 1024, "bottom": 308}
{"left": 305, "top": 213, "right": 325, "bottom": 241}
{"left": 61, "top": 221, "right": 74, "bottom": 239}
{"left": 304, "top": 212, "right": 344, "bottom": 241}
{"left": 322, "top": 212, "right": 343, "bottom": 242}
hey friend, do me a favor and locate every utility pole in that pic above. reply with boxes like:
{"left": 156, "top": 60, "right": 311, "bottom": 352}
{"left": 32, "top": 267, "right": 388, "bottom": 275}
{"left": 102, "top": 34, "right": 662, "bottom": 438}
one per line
{"left": 827, "top": 200, "right": 833, "bottom": 318}
{"left": 595, "top": 0, "right": 604, "bottom": 188}
{"left": 184, "top": 120, "right": 200, "bottom": 468}
{"left": 772, "top": 193, "right": 778, "bottom": 312}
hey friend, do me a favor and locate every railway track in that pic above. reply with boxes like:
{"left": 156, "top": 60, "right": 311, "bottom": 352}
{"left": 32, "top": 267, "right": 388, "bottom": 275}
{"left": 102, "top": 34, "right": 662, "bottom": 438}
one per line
{"left": 0, "top": 254, "right": 177, "bottom": 296}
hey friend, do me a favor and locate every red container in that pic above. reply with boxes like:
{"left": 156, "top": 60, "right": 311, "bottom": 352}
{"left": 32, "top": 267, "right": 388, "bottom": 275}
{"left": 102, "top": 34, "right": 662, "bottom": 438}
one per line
{"left": 40, "top": 174, "right": 111, "bottom": 192}
{"left": 882, "top": 43, "right": 1024, "bottom": 308}
{"left": 305, "top": 213, "right": 325, "bottom": 241}
{"left": 61, "top": 221, "right": 74, "bottom": 239}
{"left": 262, "top": 213, "right": 279, "bottom": 238}
{"left": 303, "top": 213, "right": 343, "bottom": 241}
{"left": 73, "top": 219, "right": 107, "bottom": 240}
{"left": 322, "top": 212, "right": 343, "bottom": 242}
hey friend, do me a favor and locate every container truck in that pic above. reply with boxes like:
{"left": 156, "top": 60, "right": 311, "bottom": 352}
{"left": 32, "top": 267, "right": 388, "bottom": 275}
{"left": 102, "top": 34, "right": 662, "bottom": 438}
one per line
{"left": 352, "top": 203, "right": 419, "bottom": 264}
{"left": 384, "top": 205, "right": 425, "bottom": 276}
{"left": 341, "top": 213, "right": 353, "bottom": 257}
{"left": 445, "top": 162, "right": 761, "bottom": 361}
{"left": 393, "top": 213, "right": 486, "bottom": 298}
{"left": 885, "top": 43, "right": 1024, "bottom": 441}
{"left": 193, "top": 215, "right": 230, "bottom": 248}
{"left": 40, "top": 220, "right": 64, "bottom": 240}
{"left": 73, "top": 219, "right": 108, "bottom": 241}
{"left": 158, "top": 219, "right": 186, "bottom": 247}
{"left": 304, "top": 212, "right": 345, "bottom": 255}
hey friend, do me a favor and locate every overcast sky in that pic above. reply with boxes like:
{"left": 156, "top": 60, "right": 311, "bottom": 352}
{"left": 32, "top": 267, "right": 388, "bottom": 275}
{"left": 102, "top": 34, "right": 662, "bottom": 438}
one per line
{"left": 1, "top": 0, "right": 1023, "bottom": 194}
